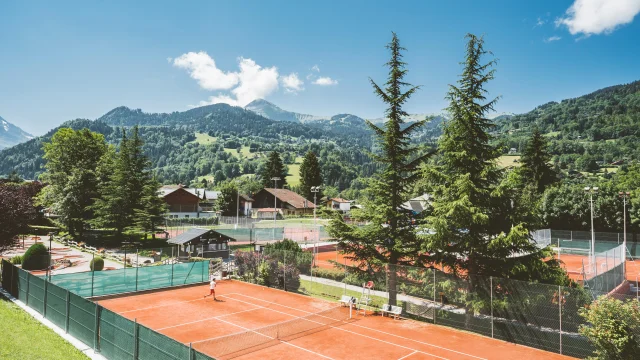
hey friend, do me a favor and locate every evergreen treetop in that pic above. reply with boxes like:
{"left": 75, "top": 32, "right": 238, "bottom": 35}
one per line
{"left": 299, "top": 151, "right": 322, "bottom": 200}
{"left": 520, "top": 127, "right": 556, "bottom": 193}
{"left": 260, "top": 151, "right": 288, "bottom": 188}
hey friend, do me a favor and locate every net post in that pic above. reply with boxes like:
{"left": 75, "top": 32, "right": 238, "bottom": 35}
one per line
{"left": 133, "top": 319, "right": 139, "bottom": 360}
{"left": 490, "top": 276, "right": 493, "bottom": 338}
{"left": 94, "top": 305, "right": 100, "bottom": 352}
{"left": 43, "top": 277, "right": 48, "bottom": 317}
{"left": 559, "top": 285, "right": 562, "bottom": 355}
{"left": 65, "top": 289, "right": 70, "bottom": 333}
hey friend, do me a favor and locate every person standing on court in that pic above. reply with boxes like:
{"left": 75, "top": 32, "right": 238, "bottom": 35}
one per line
{"left": 204, "top": 277, "right": 217, "bottom": 301}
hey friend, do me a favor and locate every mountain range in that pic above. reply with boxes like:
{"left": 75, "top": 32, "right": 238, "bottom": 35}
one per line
{"left": 0, "top": 116, "right": 33, "bottom": 149}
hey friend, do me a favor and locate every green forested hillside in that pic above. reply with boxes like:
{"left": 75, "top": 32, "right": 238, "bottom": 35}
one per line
{"left": 0, "top": 105, "right": 379, "bottom": 190}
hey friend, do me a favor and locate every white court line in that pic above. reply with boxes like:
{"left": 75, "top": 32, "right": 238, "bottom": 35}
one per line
{"left": 230, "top": 293, "right": 484, "bottom": 360}
{"left": 156, "top": 306, "right": 262, "bottom": 331}
{"left": 397, "top": 350, "right": 418, "bottom": 360}
{"left": 203, "top": 314, "right": 335, "bottom": 360}
{"left": 222, "top": 294, "right": 449, "bottom": 360}
{"left": 116, "top": 292, "right": 239, "bottom": 314}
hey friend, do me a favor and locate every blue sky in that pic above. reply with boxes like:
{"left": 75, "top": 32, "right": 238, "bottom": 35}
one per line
{"left": 1, "top": 0, "right": 640, "bottom": 136}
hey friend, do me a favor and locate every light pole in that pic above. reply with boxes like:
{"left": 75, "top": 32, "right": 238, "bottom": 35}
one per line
{"left": 235, "top": 180, "right": 240, "bottom": 229}
{"left": 311, "top": 186, "right": 321, "bottom": 262}
{"left": 584, "top": 186, "right": 599, "bottom": 262}
{"left": 271, "top": 177, "right": 280, "bottom": 227}
{"left": 619, "top": 191, "right": 630, "bottom": 263}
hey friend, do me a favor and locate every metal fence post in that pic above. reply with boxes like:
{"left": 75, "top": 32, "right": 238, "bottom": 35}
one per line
{"left": 65, "top": 290, "right": 70, "bottom": 333}
{"left": 43, "top": 279, "right": 48, "bottom": 317}
{"left": 133, "top": 319, "right": 139, "bottom": 360}
{"left": 490, "top": 276, "right": 493, "bottom": 338}
{"left": 94, "top": 305, "right": 101, "bottom": 352}
{"left": 135, "top": 249, "right": 139, "bottom": 292}
{"left": 91, "top": 253, "right": 95, "bottom": 298}
{"left": 559, "top": 286, "right": 562, "bottom": 355}
{"left": 26, "top": 272, "right": 30, "bottom": 306}
{"left": 188, "top": 343, "right": 193, "bottom": 360}
{"left": 433, "top": 270, "right": 437, "bottom": 324}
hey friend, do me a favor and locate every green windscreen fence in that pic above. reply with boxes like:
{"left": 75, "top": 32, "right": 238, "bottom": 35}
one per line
{"left": 47, "top": 261, "right": 209, "bottom": 298}
{"left": 138, "top": 324, "right": 191, "bottom": 360}
{"left": 45, "top": 281, "right": 68, "bottom": 329}
{"left": 68, "top": 292, "right": 97, "bottom": 348}
{"left": 99, "top": 308, "right": 135, "bottom": 360}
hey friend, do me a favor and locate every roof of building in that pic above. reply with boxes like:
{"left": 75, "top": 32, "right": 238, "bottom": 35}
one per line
{"left": 167, "top": 228, "right": 236, "bottom": 245}
{"left": 259, "top": 188, "right": 315, "bottom": 209}
{"left": 328, "top": 198, "right": 350, "bottom": 203}
{"left": 240, "top": 194, "right": 254, "bottom": 202}
{"left": 401, "top": 194, "right": 431, "bottom": 214}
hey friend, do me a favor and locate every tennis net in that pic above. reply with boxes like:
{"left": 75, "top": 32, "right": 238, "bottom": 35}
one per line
{"left": 192, "top": 306, "right": 350, "bottom": 359}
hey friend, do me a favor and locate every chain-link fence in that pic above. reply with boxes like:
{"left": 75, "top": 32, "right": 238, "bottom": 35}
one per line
{"left": 548, "top": 229, "right": 640, "bottom": 259}
{"left": 1, "top": 259, "right": 214, "bottom": 360}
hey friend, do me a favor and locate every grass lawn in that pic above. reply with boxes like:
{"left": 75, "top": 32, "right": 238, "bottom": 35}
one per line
{"left": 299, "top": 279, "right": 395, "bottom": 310}
{"left": 0, "top": 295, "right": 88, "bottom": 360}
{"left": 497, "top": 155, "right": 521, "bottom": 168}
{"left": 287, "top": 163, "right": 301, "bottom": 186}
{"left": 191, "top": 132, "right": 217, "bottom": 145}
{"left": 543, "top": 131, "right": 560, "bottom": 138}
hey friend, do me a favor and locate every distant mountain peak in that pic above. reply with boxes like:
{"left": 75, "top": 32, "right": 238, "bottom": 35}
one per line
{"left": 0, "top": 115, "right": 33, "bottom": 149}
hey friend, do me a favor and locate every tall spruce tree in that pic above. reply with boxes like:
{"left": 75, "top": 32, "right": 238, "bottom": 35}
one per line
{"left": 133, "top": 176, "right": 167, "bottom": 240}
{"left": 521, "top": 127, "right": 556, "bottom": 193}
{"left": 328, "top": 33, "right": 430, "bottom": 305}
{"left": 299, "top": 151, "right": 322, "bottom": 200}
{"left": 260, "top": 151, "right": 288, "bottom": 188}
{"left": 421, "top": 34, "right": 565, "bottom": 285}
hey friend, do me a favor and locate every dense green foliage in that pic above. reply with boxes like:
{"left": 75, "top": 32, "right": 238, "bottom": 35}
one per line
{"left": 90, "top": 256, "right": 104, "bottom": 271}
{"left": 421, "top": 34, "right": 565, "bottom": 285}
{"left": 299, "top": 151, "right": 322, "bottom": 200}
{"left": 520, "top": 127, "right": 557, "bottom": 193}
{"left": 0, "top": 180, "right": 44, "bottom": 254}
{"left": 22, "top": 243, "right": 49, "bottom": 270}
{"left": 329, "top": 33, "right": 430, "bottom": 305}
{"left": 38, "top": 128, "right": 108, "bottom": 238}
{"left": 215, "top": 181, "right": 239, "bottom": 216}
{"left": 579, "top": 296, "right": 640, "bottom": 359}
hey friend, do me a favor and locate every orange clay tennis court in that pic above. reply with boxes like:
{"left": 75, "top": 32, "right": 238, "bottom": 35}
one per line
{"left": 97, "top": 280, "right": 573, "bottom": 360}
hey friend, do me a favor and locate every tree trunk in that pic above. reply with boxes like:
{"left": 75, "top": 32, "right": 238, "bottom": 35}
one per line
{"left": 388, "top": 258, "right": 398, "bottom": 306}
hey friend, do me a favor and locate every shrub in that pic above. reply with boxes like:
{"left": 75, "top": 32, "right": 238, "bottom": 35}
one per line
{"left": 90, "top": 257, "right": 104, "bottom": 271}
{"left": 312, "top": 267, "right": 346, "bottom": 282}
{"left": 22, "top": 243, "right": 49, "bottom": 270}
{"left": 10, "top": 255, "right": 23, "bottom": 265}
{"left": 579, "top": 296, "right": 640, "bottom": 359}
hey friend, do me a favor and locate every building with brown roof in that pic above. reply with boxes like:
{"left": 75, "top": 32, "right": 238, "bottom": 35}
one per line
{"left": 251, "top": 188, "right": 315, "bottom": 217}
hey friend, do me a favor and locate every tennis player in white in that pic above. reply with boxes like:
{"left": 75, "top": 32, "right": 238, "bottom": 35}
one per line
{"left": 204, "top": 278, "right": 217, "bottom": 300}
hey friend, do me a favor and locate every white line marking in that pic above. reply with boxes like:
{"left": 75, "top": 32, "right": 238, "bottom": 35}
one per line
{"left": 156, "top": 307, "right": 263, "bottom": 331}
{"left": 229, "top": 293, "right": 484, "bottom": 360}
{"left": 116, "top": 293, "right": 239, "bottom": 314}
{"left": 398, "top": 350, "right": 418, "bottom": 360}
{"left": 222, "top": 294, "right": 449, "bottom": 360}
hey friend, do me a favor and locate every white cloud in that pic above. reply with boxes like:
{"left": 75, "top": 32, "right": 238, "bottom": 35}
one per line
{"left": 311, "top": 64, "right": 320, "bottom": 72}
{"left": 281, "top": 73, "right": 304, "bottom": 93}
{"left": 556, "top": 0, "right": 640, "bottom": 36}
{"left": 173, "top": 52, "right": 279, "bottom": 107}
{"left": 166, "top": 57, "right": 173, "bottom": 63}
{"left": 535, "top": 17, "right": 546, "bottom": 27}
{"left": 173, "top": 51, "right": 239, "bottom": 90}
{"left": 544, "top": 36, "right": 562, "bottom": 42}
{"left": 312, "top": 76, "right": 338, "bottom": 86}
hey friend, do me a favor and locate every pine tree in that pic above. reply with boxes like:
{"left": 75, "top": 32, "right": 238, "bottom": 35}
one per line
{"left": 299, "top": 151, "right": 322, "bottom": 200}
{"left": 421, "top": 34, "right": 565, "bottom": 284}
{"left": 328, "top": 33, "right": 430, "bottom": 305}
{"left": 91, "top": 142, "right": 131, "bottom": 235}
{"left": 260, "top": 151, "right": 288, "bottom": 188}
{"left": 133, "top": 176, "right": 167, "bottom": 240}
{"left": 521, "top": 127, "right": 556, "bottom": 193}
